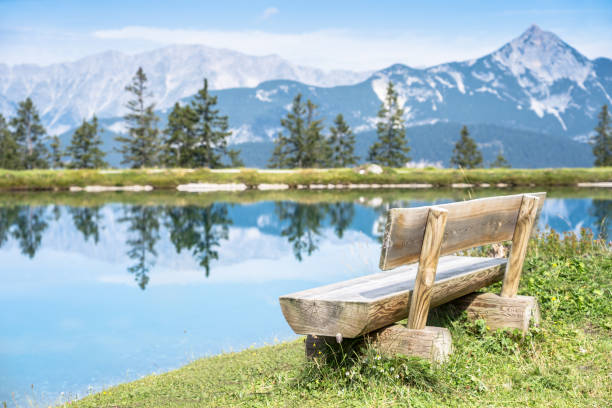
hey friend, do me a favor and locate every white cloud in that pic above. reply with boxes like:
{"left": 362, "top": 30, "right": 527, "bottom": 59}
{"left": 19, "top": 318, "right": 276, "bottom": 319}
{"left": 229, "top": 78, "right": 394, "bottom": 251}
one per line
{"left": 91, "top": 26, "right": 507, "bottom": 71}
{"left": 260, "top": 7, "right": 279, "bottom": 20}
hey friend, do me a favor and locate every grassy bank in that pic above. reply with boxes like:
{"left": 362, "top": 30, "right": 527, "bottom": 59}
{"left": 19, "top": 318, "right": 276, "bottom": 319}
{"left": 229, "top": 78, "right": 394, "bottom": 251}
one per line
{"left": 0, "top": 167, "right": 610, "bottom": 191}
{"left": 65, "top": 230, "right": 611, "bottom": 408}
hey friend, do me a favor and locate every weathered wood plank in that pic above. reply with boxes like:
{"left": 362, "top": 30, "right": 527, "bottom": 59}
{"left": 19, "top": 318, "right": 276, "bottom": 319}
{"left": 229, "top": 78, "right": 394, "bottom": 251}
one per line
{"left": 407, "top": 207, "right": 448, "bottom": 330}
{"left": 367, "top": 325, "right": 452, "bottom": 363}
{"left": 380, "top": 192, "right": 546, "bottom": 270}
{"left": 279, "top": 255, "right": 507, "bottom": 338}
{"left": 501, "top": 195, "right": 540, "bottom": 297}
{"left": 450, "top": 292, "right": 541, "bottom": 333}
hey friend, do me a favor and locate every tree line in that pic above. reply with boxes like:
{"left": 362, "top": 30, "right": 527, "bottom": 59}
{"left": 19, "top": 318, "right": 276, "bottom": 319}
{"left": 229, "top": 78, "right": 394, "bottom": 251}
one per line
{"left": 1, "top": 68, "right": 610, "bottom": 170}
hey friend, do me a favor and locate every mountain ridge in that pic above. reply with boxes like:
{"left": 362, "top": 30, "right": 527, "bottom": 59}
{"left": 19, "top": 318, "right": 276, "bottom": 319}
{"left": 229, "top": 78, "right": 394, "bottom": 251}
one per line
{"left": 2, "top": 25, "right": 611, "bottom": 167}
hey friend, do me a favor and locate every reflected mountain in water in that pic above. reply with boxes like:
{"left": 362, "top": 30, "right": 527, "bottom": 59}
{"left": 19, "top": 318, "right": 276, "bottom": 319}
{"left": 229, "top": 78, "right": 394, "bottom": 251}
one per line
{"left": 0, "top": 194, "right": 609, "bottom": 290}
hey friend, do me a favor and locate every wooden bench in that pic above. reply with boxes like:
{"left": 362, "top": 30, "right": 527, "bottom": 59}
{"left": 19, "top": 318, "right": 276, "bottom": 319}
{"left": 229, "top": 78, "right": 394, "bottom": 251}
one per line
{"left": 279, "top": 192, "right": 545, "bottom": 363}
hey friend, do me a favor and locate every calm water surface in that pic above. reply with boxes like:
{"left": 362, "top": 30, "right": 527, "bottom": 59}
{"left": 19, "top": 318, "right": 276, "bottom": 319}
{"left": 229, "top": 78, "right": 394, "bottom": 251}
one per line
{"left": 0, "top": 190, "right": 609, "bottom": 406}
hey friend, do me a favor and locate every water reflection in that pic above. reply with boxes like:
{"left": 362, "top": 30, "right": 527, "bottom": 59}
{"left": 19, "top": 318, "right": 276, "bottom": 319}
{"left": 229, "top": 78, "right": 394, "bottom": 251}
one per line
{"left": 0, "top": 194, "right": 609, "bottom": 289}
{"left": 70, "top": 206, "right": 103, "bottom": 243}
{"left": 0, "top": 205, "right": 49, "bottom": 258}
{"left": 590, "top": 199, "right": 611, "bottom": 240}
{"left": 165, "top": 204, "right": 232, "bottom": 277}
{"left": 274, "top": 202, "right": 358, "bottom": 261}
{"left": 119, "top": 206, "right": 161, "bottom": 290}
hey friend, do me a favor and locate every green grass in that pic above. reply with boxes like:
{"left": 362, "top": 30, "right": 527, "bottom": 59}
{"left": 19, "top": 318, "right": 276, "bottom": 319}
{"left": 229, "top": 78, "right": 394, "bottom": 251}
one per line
{"left": 64, "top": 230, "right": 611, "bottom": 408}
{"left": 0, "top": 167, "right": 610, "bottom": 191}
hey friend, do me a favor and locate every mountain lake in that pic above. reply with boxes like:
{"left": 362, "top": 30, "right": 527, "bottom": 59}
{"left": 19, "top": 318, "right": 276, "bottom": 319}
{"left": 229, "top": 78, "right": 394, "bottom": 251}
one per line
{"left": 0, "top": 188, "right": 610, "bottom": 406}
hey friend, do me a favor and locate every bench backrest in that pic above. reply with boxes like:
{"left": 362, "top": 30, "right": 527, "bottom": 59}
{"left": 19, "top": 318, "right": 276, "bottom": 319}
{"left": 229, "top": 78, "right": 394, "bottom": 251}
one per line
{"left": 379, "top": 192, "right": 546, "bottom": 270}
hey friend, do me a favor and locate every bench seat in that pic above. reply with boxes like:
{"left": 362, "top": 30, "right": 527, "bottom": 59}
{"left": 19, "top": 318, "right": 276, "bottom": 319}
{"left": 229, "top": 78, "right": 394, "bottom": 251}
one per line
{"left": 279, "top": 255, "right": 507, "bottom": 338}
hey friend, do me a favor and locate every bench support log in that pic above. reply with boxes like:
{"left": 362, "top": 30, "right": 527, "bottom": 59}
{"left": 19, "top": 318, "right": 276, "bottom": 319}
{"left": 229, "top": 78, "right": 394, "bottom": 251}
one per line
{"left": 451, "top": 292, "right": 540, "bottom": 334}
{"left": 406, "top": 207, "right": 448, "bottom": 330}
{"left": 367, "top": 325, "right": 452, "bottom": 363}
{"left": 306, "top": 326, "right": 452, "bottom": 364}
{"left": 501, "top": 195, "right": 539, "bottom": 297}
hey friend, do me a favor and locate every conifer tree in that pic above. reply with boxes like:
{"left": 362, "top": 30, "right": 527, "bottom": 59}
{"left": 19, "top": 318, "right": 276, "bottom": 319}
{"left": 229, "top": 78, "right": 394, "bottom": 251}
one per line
{"left": 303, "top": 100, "right": 330, "bottom": 167}
{"left": 189, "top": 79, "right": 241, "bottom": 168}
{"left": 269, "top": 94, "right": 306, "bottom": 168}
{"left": 450, "top": 126, "right": 483, "bottom": 169}
{"left": 0, "top": 114, "right": 20, "bottom": 169}
{"left": 592, "top": 104, "right": 612, "bottom": 167}
{"left": 115, "top": 67, "right": 161, "bottom": 168}
{"left": 368, "top": 82, "right": 410, "bottom": 167}
{"left": 67, "top": 116, "right": 107, "bottom": 169}
{"left": 50, "top": 136, "right": 64, "bottom": 169}
{"left": 329, "top": 114, "right": 358, "bottom": 167}
{"left": 10, "top": 98, "right": 48, "bottom": 169}
{"left": 268, "top": 94, "right": 331, "bottom": 168}
{"left": 162, "top": 102, "right": 198, "bottom": 167}
{"left": 490, "top": 149, "right": 510, "bottom": 168}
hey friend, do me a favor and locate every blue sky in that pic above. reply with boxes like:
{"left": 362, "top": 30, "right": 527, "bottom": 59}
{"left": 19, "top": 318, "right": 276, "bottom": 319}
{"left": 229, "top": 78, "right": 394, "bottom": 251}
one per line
{"left": 1, "top": 0, "right": 611, "bottom": 70}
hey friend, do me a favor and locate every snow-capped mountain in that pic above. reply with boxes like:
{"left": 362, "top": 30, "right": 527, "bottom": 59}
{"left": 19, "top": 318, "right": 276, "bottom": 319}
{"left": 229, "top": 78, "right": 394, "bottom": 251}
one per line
{"left": 1, "top": 25, "right": 611, "bottom": 167}
{"left": 0, "top": 44, "right": 370, "bottom": 134}
{"left": 361, "top": 24, "right": 612, "bottom": 138}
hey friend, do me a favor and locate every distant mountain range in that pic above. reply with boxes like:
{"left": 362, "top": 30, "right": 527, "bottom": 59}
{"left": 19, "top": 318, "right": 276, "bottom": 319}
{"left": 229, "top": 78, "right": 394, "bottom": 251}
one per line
{"left": 1, "top": 25, "right": 610, "bottom": 168}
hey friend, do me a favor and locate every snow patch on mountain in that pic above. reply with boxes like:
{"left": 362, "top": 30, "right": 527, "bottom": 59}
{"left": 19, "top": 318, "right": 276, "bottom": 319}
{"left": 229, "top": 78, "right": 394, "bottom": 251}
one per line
{"left": 0, "top": 44, "right": 370, "bottom": 134}
{"left": 493, "top": 25, "right": 593, "bottom": 89}
{"left": 108, "top": 121, "right": 127, "bottom": 134}
{"left": 229, "top": 124, "right": 262, "bottom": 144}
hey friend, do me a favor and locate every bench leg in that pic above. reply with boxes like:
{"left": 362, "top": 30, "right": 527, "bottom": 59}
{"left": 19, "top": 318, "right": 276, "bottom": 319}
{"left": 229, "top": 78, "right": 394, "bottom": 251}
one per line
{"left": 366, "top": 325, "right": 452, "bottom": 364}
{"left": 451, "top": 292, "right": 540, "bottom": 334}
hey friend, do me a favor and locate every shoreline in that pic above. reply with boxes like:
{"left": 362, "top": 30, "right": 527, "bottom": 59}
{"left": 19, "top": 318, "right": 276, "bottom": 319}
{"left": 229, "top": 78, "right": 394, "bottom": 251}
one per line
{"left": 0, "top": 167, "right": 610, "bottom": 192}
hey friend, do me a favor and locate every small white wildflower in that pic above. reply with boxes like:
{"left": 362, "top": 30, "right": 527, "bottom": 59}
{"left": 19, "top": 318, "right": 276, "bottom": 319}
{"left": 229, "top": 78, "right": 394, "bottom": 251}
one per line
{"left": 345, "top": 371, "right": 350, "bottom": 377}
{"left": 395, "top": 374, "right": 400, "bottom": 379}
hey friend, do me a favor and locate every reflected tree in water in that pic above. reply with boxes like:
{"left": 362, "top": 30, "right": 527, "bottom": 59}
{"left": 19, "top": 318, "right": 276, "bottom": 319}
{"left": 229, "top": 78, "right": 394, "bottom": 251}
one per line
{"left": 12, "top": 206, "right": 49, "bottom": 258}
{"left": 0, "top": 206, "right": 19, "bottom": 247}
{"left": 165, "top": 204, "right": 231, "bottom": 276}
{"left": 70, "top": 206, "right": 103, "bottom": 243}
{"left": 327, "top": 202, "right": 355, "bottom": 239}
{"left": 275, "top": 202, "right": 327, "bottom": 261}
{"left": 119, "top": 206, "right": 161, "bottom": 290}
{"left": 51, "top": 205, "right": 62, "bottom": 221}
{"left": 590, "top": 200, "right": 611, "bottom": 240}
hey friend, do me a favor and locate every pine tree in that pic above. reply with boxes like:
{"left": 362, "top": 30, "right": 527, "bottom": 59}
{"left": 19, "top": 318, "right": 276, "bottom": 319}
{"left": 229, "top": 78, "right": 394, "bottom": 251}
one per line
{"left": 450, "top": 126, "right": 483, "bottom": 169}
{"left": 268, "top": 94, "right": 330, "bottom": 168}
{"left": 592, "top": 104, "right": 612, "bottom": 167}
{"left": 163, "top": 102, "right": 198, "bottom": 167}
{"left": 0, "top": 114, "right": 20, "bottom": 169}
{"left": 329, "top": 114, "right": 358, "bottom": 167}
{"left": 368, "top": 82, "right": 410, "bottom": 167}
{"left": 10, "top": 98, "right": 49, "bottom": 169}
{"left": 50, "top": 136, "right": 64, "bottom": 168}
{"left": 115, "top": 67, "right": 161, "bottom": 168}
{"left": 269, "top": 94, "right": 306, "bottom": 168}
{"left": 303, "top": 100, "right": 330, "bottom": 167}
{"left": 189, "top": 79, "right": 241, "bottom": 168}
{"left": 269, "top": 130, "right": 291, "bottom": 168}
{"left": 67, "top": 116, "right": 107, "bottom": 168}
{"left": 490, "top": 150, "right": 510, "bottom": 168}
